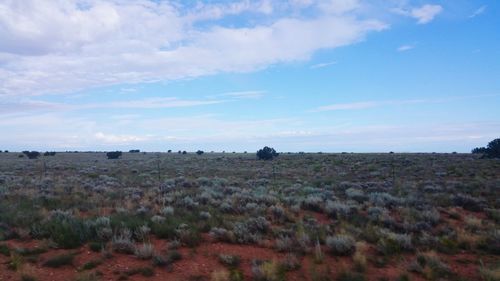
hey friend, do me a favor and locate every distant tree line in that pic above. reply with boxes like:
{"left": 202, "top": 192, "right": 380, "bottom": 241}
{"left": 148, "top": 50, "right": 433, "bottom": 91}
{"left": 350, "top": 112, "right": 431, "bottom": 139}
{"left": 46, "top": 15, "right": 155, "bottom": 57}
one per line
{"left": 11, "top": 147, "right": 283, "bottom": 161}
{"left": 19, "top": 151, "right": 56, "bottom": 159}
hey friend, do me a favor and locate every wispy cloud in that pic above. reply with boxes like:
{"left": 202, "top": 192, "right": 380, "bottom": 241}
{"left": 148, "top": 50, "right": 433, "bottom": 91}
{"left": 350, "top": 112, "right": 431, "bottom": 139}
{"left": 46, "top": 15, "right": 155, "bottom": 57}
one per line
{"left": 469, "top": 5, "right": 487, "bottom": 18}
{"left": 95, "top": 132, "right": 149, "bottom": 144}
{"left": 313, "top": 94, "right": 500, "bottom": 112}
{"left": 0, "top": 97, "right": 225, "bottom": 116}
{"left": 397, "top": 44, "right": 415, "bottom": 52}
{"left": 120, "top": 88, "right": 138, "bottom": 93}
{"left": 316, "top": 101, "right": 380, "bottom": 111}
{"left": 393, "top": 4, "right": 443, "bottom": 24}
{"left": 0, "top": 99, "right": 68, "bottom": 115}
{"left": 314, "top": 99, "right": 423, "bottom": 112}
{"left": 98, "top": 98, "right": 224, "bottom": 109}
{"left": 219, "top": 91, "right": 266, "bottom": 99}
{"left": 310, "top": 61, "right": 337, "bottom": 69}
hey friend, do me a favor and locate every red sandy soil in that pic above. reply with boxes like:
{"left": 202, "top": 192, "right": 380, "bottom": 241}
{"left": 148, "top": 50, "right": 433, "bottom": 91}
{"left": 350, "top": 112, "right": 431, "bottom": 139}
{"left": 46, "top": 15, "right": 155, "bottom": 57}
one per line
{"left": 1, "top": 235, "right": 492, "bottom": 281}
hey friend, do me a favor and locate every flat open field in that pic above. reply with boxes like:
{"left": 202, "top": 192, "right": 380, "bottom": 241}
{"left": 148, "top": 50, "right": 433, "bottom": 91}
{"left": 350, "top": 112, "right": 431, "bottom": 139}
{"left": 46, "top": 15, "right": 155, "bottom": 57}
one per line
{"left": 0, "top": 152, "right": 498, "bottom": 281}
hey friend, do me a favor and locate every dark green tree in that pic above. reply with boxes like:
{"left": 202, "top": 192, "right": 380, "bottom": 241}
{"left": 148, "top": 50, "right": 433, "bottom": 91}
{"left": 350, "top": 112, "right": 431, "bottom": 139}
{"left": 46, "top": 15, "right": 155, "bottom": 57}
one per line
{"left": 256, "top": 146, "right": 279, "bottom": 160}
{"left": 472, "top": 138, "right": 500, "bottom": 158}
{"left": 106, "top": 151, "right": 122, "bottom": 159}
{"left": 23, "top": 151, "right": 40, "bottom": 159}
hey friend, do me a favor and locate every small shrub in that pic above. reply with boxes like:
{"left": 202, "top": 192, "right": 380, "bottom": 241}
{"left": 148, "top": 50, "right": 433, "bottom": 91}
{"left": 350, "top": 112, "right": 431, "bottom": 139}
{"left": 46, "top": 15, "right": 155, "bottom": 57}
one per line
{"left": 314, "top": 240, "right": 324, "bottom": 264}
{"left": 72, "top": 272, "right": 101, "bottom": 281}
{"left": 325, "top": 235, "right": 355, "bottom": 256}
{"left": 151, "top": 222, "right": 177, "bottom": 240}
{"left": 111, "top": 230, "right": 136, "bottom": 254}
{"left": 212, "top": 269, "right": 230, "bottom": 281}
{"left": 336, "top": 270, "right": 366, "bottom": 281}
{"left": 166, "top": 250, "right": 182, "bottom": 264}
{"left": 452, "top": 194, "right": 483, "bottom": 212}
{"left": 395, "top": 273, "right": 410, "bottom": 281}
{"left": 161, "top": 206, "right": 174, "bottom": 216}
{"left": 15, "top": 246, "right": 48, "bottom": 256}
{"left": 178, "top": 227, "right": 201, "bottom": 247}
{"left": 123, "top": 266, "right": 154, "bottom": 277}
{"left": 80, "top": 258, "right": 103, "bottom": 271}
{"left": 275, "top": 236, "right": 294, "bottom": 252}
{"left": 281, "top": 253, "right": 301, "bottom": 271}
{"left": 479, "top": 261, "right": 500, "bottom": 281}
{"left": 417, "top": 252, "right": 451, "bottom": 280}
{"left": 325, "top": 201, "right": 354, "bottom": 219}
{"left": 353, "top": 242, "right": 368, "bottom": 272}
{"left": 377, "top": 232, "right": 413, "bottom": 255}
{"left": 464, "top": 216, "right": 482, "bottom": 232}
{"left": 134, "top": 225, "right": 151, "bottom": 242}
{"left": 477, "top": 229, "right": 500, "bottom": 255}
{"left": 8, "top": 253, "right": 23, "bottom": 270}
{"left": 88, "top": 242, "right": 105, "bottom": 252}
{"left": 0, "top": 244, "right": 10, "bottom": 256}
{"left": 42, "top": 212, "right": 89, "bottom": 249}
{"left": 219, "top": 254, "right": 241, "bottom": 268}
{"left": 21, "top": 274, "right": 37, "bottom": 281}
{"left": 310, "top": 265, "right": 332, "bottom": 281}
{"left": 210, "top": 228, "right": 234, "bottom": 243}
{"left": 42, "top": 253, "right": 75, "bottom": 268}
{"left": 134, "top": 243, "right": 154, "bottom": 260}
{"left": 200, "top": 211, "right": 212, "bottom": 220}
{"left": 252, "top": 260, "right": 285, "bottom": 281}
{"left": 152, "top": 254, "right": 168, "bottom": 266}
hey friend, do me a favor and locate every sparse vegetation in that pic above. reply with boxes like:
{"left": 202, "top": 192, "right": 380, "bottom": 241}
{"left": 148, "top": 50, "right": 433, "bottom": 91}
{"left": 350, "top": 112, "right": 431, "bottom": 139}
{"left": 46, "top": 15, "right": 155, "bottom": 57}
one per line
{"left": 0, "top": 152, "right": 498, "bottom": 280}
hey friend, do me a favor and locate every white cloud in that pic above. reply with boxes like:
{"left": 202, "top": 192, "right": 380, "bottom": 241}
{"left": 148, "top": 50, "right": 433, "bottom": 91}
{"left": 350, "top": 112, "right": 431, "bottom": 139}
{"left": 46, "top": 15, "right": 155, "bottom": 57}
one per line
{"left": 314, "top": 94, "right": 500, "bottom": 112}
{"left": 95, "top": 97, "right": 224, "bottom": 109}
{"left": 0, "top": 0, "right": 387, "bottom": 97}
{"left": 0, "top": 99, "right": 67, "bottom": 114}
{"left": 410, "top": 4, "right": 443, "bottom": 24}
{"left": 0, "top": 96, "right": 225, "bottom": 116}
{"left": 397, "top": 44, "right": 414, "bottom": 52}
{"left": 310, "top": 61, "right": 337, "bottom": 69}
{"left": 318, "top": 0, "right": 360, "bottom": 15}
{"left": 392, "top": 4, "right": 443, "bottom": 24}
{"left": 316, "top": 101, "right": 379, "bottom": 111}
{"left": 220, "top": 91, "right": 266, "bottom": 99}
{"left": 94, "top": 132, "right": 148, "bottom": 144}
{"left": 469, "top": 5, "right": 486, "bottom": 18}
{"left": 289, "top": 0, "right": 314, "bottom": 8}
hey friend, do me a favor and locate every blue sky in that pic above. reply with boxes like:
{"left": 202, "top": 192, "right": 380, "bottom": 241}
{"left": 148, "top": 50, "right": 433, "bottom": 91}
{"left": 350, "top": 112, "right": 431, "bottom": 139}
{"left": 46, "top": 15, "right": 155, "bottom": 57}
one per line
{"left": 0, "top": 0, "right": 499, "bottom": 152}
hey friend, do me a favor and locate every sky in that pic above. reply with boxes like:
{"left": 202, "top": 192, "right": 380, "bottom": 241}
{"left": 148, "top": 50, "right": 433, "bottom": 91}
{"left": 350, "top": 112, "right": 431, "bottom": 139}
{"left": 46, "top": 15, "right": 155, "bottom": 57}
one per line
{"left": 0, "top": 0, "right": 499, "bottom": 152}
